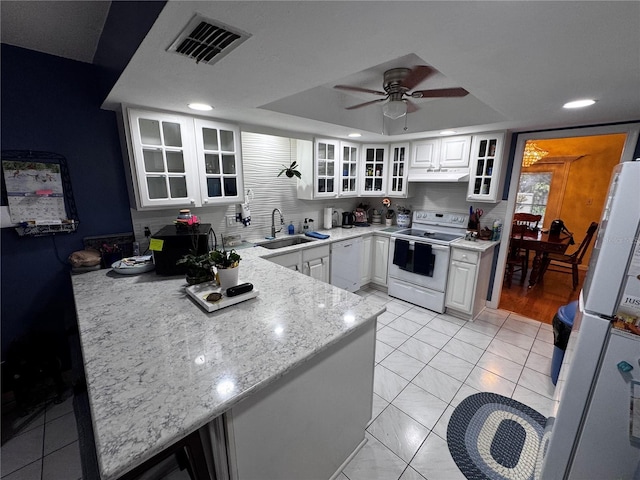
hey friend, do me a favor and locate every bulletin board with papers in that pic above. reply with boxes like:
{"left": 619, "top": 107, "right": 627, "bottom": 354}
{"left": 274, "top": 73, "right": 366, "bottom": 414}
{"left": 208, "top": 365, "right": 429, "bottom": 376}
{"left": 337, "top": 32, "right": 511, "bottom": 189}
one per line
{"left": 1, "top": 150, "right": 79, "bottom": 236}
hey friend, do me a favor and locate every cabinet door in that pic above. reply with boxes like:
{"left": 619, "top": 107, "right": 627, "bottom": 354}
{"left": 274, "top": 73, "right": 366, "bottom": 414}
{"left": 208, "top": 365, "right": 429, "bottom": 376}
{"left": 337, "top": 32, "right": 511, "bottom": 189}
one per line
{"left": 371, "top": 236, "right": 389, "bottom": 286}
{"left": 267, "top": 252, "right": 301, "bottom": 271}
{"left": 388, "top": 143, "right": 409, "bottom": 197}
{"left": 445, "top": 260, "right": 477, "bottom": 313}
{"left": 127, "top": 109, "right": 199, "bottom": 209}
{"left": 339, "top": 142, "right": 359, "bottom": 197}
{"left": 439, "top": 135, "right": 471, "bottom": 168}
{"left": 410, "top": 138, "right": 440, "bottom": 169}
{"left": 360, "top": 236, "right": 373, "bottom": 285}
{"left": 360, "top": 145, "right": 388, "bottom": 196}
{"left": 305, "top": 257, "right": 329, "bottom": 283}
{"left": 194, "top": 119, "right": 244, "bottom": 205}
{"left": 315, "top": 139, "right": 338, "bottom": 198}
{"left": 467, "top": 133, "right": 505, "bottom": 203}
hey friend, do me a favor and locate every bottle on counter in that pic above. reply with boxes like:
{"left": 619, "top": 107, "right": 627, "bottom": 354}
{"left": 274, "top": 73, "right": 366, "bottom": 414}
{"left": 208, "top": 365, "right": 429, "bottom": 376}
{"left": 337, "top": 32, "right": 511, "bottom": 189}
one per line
{"left": 288, "top": 222, "right": 295, "bottom": 235}
{"left": 492, "top": 219, "right": 502, "bottom": 241}
{"left": 303, "top": 218, "right": 309, "bottom": 232}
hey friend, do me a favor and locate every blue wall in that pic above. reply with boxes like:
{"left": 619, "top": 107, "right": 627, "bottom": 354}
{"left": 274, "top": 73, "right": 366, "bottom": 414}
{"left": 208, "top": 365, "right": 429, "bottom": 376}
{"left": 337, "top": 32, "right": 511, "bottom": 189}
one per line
{"left": 1, "top": 44, "right": 133, "bottom": 366}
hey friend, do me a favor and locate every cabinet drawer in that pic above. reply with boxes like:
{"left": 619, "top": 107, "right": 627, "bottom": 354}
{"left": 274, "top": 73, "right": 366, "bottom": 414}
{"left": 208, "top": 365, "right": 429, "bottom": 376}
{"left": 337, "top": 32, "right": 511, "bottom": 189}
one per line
{"left": 302, "top": 244, "right": 330, "bottom": 261}
{"left": 451, "top": 249, "right": 479, "bottom": 264}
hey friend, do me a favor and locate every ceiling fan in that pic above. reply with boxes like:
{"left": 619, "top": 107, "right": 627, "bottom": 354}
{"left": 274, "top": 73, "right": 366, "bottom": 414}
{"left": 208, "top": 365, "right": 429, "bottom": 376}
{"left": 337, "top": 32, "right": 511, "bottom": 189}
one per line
{"left": 334, "top": 66, "right": 469, "bottom": 119}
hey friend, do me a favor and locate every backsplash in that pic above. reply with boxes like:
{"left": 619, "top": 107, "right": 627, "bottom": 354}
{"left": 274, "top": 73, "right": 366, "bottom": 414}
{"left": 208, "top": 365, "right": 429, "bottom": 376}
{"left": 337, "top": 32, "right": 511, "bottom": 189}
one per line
{"left": 129, "top": 132, "right": 508, "bottom": 251}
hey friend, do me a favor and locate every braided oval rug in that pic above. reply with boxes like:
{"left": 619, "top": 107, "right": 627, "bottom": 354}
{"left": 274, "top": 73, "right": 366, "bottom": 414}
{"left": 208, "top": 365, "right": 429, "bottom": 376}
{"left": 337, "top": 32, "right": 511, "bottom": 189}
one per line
{"left": 447, "top": 392, "right": 548, "bottom": 480}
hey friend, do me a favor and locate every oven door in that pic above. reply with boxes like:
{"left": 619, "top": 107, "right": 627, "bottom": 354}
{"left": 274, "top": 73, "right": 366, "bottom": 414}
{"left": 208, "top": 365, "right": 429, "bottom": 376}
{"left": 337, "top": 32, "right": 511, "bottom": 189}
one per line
{"left": 388, "top": 237, "right": 450, "bottom": 292}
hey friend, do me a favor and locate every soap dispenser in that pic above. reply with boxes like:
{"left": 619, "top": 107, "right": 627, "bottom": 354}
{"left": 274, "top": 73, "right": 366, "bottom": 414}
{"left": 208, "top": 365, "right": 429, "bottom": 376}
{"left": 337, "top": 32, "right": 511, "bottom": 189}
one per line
{"left": 288, "top": 221, "right": 295, "bottom": 235}
{"left": 303, "top": 218, "right": 309, "bottom": 232}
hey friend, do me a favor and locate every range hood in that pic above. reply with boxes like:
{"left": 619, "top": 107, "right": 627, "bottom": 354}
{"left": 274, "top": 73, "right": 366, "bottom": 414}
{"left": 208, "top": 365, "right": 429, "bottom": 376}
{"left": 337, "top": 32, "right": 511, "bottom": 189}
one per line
{"left": 407, "top": 168, "right": 470, "bottom": 183}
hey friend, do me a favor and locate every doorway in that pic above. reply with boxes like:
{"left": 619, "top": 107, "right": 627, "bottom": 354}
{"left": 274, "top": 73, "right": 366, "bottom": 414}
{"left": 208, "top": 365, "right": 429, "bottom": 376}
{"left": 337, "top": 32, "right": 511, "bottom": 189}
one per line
{"left": 496, "top": 131, "right": 632, "bottom": 323}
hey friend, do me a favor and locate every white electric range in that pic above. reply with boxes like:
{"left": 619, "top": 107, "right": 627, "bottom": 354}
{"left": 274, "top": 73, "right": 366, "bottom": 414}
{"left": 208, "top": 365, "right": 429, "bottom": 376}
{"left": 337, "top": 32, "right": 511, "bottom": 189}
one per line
{"left": 388, "top": 211, "right": 468, "bottom": 312}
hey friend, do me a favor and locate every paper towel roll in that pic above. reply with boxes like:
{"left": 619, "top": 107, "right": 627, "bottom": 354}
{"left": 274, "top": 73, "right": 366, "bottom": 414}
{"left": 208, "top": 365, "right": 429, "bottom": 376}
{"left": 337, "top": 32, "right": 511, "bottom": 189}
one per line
{"left": 324, "top": 207, "right": 333, "bottom": 230}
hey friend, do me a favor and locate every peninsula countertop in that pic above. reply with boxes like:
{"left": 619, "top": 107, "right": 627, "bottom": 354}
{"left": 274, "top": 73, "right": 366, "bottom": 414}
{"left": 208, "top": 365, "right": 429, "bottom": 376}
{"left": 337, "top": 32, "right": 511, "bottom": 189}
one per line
{"left": 72, "top": 254, "right": 386, "bottom": 479}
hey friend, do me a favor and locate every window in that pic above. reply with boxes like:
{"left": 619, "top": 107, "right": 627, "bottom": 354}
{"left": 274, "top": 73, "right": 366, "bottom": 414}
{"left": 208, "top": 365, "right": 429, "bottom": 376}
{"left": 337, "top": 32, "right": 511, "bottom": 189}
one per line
{"left": 515, "top": 172, "right": 552, "bottom": 224}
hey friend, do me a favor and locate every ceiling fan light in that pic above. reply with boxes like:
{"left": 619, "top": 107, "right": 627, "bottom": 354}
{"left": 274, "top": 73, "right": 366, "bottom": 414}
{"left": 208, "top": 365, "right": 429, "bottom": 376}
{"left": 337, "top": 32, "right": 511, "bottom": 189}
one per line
{"left": 382, "top": 100, "right": 407, "bottom": 120}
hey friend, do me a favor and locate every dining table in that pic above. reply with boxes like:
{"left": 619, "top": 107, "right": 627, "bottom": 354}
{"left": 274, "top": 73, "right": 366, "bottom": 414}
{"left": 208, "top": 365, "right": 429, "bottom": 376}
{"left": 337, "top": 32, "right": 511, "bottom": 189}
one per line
{"left": 515, "top": 229, "right": 573, "bottom": 287}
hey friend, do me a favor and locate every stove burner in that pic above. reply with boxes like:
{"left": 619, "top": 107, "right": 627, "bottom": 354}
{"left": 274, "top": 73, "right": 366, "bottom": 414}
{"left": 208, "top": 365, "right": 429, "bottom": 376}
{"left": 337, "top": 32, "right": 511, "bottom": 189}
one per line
{"left": 396, "top": 228, "right": 463, "bottom": 243}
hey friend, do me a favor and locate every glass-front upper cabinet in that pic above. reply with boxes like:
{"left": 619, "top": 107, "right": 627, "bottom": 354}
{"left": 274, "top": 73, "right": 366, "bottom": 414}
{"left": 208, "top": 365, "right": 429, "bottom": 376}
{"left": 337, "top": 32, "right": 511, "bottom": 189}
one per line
{"left": 339, "top": 141, "right": 359, "bottom": 197}
{"left": 360, "top": 144, "right": 388, "bottom": 196}
{"left": 467, "top": 132, "right": 506, "bottom": 203}
{"left": 315, "top": 139, "right": 338, "bottom": 197}
{"left": 127, "top": 109, "right": 199, "bottom": 209}
{"left": 388, "top": 143, "right": 409, "bottom": 197}
{"left": 193, "top": 119, "right": 244, "bottom": 205}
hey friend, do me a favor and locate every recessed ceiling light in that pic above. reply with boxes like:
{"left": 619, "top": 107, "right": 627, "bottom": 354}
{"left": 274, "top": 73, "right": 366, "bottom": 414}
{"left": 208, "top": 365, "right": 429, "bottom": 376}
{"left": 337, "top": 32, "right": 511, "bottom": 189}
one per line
{"left": 347, "top": 133, "right": 362, "bottom": 138}
{"left": 439, "top": 130, "right": 457, "bottom": 135}
{"left": 563, "top": 99, "right": 596, "bottom": 109}
{"left": 188, "top": 103, "right": 213, "bottom": 111}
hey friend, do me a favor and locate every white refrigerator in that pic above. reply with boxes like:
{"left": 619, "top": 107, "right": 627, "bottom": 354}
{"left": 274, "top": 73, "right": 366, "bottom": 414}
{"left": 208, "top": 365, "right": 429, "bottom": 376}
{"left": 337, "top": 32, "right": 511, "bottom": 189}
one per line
{"left": 540, "top": 160, "right": 640, "bottom": 479}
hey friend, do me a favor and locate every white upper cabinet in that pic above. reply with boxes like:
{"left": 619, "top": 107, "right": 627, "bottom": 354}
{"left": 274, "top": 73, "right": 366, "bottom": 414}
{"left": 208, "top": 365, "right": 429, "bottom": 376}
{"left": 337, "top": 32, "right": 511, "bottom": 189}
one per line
{"left": 439, "top": 135, "right": 471, "bottom": 168}
{"left": 467, "top": 132, "right": 506, "bottom": 203}
{"left": 124, "top": 108, "right": 244, "bottom": 210}
{"left": 339, "top": 141, "right": 359, "bottom": 197}
{"left": 314, "top": 138, "right": 339, "bottom": 198}
{"left": 359, "top": 144, "right": 388, "bottom": 196}
{"left": 387, "top": 143, "right": 409, "bottom": 197}
{"left": 126, "top": 109, "right": 199, "bottom": 209}
{"left": 410, "top": 138, "right": 440, "bottom": 170}
{"left": 194, "top": 118, "right": 244, "bottom": 205}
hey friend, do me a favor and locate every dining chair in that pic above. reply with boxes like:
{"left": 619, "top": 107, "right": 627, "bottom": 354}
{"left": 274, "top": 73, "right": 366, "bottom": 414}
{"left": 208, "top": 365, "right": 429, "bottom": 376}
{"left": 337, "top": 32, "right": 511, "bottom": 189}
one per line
{"left": 540, "top": 222, "right": 599, "bottom": 290}
{"left": 513, "top": 213, "right": 542, "bottom": 263}
{"left": 504, "top": 224, "right": 529, "bottom": 288}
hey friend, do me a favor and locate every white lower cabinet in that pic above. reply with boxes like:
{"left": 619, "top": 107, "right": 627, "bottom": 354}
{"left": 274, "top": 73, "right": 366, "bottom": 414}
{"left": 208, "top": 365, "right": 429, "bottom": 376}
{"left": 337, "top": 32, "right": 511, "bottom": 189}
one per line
{"left": 445, "top": 246, "right": 495, "bottom": 320}
{"left": 221, "top": 319, "right": 376, "bottom": 480}
{"left": 266, "top": 245, "right": 330, "bottom": 282}
{"left": 360, "top": 235, "right": 373, "bottom": 285}
{"left": 302, "top": 245, "right": 330, "bottom": 283}
{"left": 371, "top": 235, "right": 389, "bottom": 287}
{"left": 267, "top": 251, "right": 301, "bottom": 272}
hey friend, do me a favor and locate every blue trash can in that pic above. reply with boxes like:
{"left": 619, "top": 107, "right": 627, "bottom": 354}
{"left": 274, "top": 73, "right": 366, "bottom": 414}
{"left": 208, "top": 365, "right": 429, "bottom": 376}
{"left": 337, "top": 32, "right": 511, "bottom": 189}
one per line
{"left": 550, "top": 300, "right": 578, "bottom": 385}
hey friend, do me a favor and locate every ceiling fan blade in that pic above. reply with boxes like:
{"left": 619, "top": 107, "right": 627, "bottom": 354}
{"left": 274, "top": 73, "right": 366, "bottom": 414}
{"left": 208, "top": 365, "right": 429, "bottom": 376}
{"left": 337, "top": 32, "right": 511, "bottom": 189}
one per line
{"left": 345, "top": 98, "right": 387, "bottom": 110}
{"left": 334, "top": 85, "right": 387, "bottom": 96}
{"left": 400, "top": 66, "right": 435, "bottom": 90}
{"left": 410, "top": 87, "right": 469, "bottom": 98}
{"left": 405, "top": 99, "right": 420, "bottom": 113}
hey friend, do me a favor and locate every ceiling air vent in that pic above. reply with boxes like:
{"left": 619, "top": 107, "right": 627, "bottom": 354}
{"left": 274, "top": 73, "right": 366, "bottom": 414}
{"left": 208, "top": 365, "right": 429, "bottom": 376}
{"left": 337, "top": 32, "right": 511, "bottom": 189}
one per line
{"left": 167, "top": 15, "right": 251, "bottom": 65}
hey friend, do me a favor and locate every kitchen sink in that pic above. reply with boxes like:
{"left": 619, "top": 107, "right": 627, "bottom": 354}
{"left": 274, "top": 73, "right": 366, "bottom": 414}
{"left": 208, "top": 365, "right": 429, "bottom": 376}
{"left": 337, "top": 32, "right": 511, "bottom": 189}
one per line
{"left": 257, "top": 236, "right": 316, "bottom": 250}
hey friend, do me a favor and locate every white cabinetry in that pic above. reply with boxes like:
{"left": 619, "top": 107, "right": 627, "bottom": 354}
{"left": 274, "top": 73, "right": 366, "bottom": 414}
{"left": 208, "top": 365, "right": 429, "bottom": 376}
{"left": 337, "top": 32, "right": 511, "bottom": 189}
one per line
{"left": 360, "top": 235, "right": 373, "bottom": 285}
{"left": 410, "top": 138, "right": 440, "bottom": 170}
{"left": 339, "top": 142, "right": 360, "bottom": 197}
{"left": 445, "top": 245, "right": 496, "bottom": 320}
{"left": 360, "top": 144, "right": 388, "bottom": 196}
{"left": 266, "top": 244, "right": 330, "bottom": 283}
{"left": 302, "top": 245, "right": 330, "bottom": 283}
{"left": 314, "top": 138, "right": 339, "bottom": 198}
{"left": 193, "top": 118, "right": 243, "bottom": 205}
{"left": 440, "top": 135, "right": 472, "bottom": 168}
{"left": 124, "top": 108, "right": 244, "bottom": 210}
{"left": 387, "top": 143, "right": 409, "bottom": 197}
{"left": 467, "top": 132, "right": 506, "bottom": 203}
{"left": 371, "top": 235, "right": 390, "bottom": 287}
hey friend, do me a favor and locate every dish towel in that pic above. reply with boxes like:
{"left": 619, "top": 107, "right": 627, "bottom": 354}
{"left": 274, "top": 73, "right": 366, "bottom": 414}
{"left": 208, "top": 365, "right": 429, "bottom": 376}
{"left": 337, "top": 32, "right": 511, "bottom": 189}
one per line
{"left": 393, "top": 239, "right": 410, "bottom": 268}
{"left": 305, "top": 231, "right": 330, "bottom": 239}
{"left": 413, "top": 243, "right": 435, "bottom": 276}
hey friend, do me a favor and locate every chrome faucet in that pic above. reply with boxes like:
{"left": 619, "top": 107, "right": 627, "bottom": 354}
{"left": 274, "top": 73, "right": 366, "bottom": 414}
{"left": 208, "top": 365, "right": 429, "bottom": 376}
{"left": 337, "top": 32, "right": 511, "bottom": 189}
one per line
{"left": 271, "top": 208, "right": 284, "bottom": 238}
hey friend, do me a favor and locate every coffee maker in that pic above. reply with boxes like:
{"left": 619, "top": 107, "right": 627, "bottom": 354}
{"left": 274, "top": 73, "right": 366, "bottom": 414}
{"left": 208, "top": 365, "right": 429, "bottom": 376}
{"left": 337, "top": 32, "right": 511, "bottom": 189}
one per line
{"left": 342, "top": 211, "right": 355, "bottom": 228}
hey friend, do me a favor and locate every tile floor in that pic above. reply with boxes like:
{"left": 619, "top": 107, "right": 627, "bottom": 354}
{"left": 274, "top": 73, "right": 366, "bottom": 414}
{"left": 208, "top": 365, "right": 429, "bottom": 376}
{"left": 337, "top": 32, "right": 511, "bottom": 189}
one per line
{"left": 1, "top": 287, "right": 557, "bottom": 480}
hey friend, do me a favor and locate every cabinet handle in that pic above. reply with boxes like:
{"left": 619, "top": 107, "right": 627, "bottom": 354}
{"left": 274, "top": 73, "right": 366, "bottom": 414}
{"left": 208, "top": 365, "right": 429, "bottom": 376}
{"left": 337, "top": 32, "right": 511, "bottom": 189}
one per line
{"left": 203, "top": 199, "right": 209, "bottom": 204}
{"left": 462, "top": 254, "right": 467, "bottom": 260}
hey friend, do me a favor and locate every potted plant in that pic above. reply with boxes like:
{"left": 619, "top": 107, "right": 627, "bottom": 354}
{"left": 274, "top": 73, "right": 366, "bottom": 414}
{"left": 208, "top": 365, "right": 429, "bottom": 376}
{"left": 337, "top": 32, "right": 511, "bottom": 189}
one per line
{"left": 176, "top": 251, "right": 216, "bottom": 285}
{"left": 210, "top": 248, "right": 242, "bottom": 290}
{"left": 277, "top": 161, "right": 302, "bottom": 179}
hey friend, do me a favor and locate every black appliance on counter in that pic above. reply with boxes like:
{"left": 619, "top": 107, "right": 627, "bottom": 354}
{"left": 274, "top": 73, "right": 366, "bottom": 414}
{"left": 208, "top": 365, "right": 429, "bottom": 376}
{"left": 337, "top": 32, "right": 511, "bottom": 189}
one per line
{"left": 342, "top": 211, "right": 355, "bottom": 228}
{"left": 151, "top": 224, "right": 211, "bottom": 275}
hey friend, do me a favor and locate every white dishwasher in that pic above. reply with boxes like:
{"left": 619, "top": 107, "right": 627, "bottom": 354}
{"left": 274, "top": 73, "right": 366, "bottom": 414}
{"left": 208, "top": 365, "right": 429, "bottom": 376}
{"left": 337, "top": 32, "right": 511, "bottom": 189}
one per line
{"left": 330, "top": 237, "right": 362, "bottom": 292}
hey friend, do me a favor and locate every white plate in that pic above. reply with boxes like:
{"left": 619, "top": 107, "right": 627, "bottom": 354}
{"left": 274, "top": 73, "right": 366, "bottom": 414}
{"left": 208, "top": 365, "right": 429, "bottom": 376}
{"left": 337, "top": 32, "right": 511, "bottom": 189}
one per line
{"left": 111, "top": 256, "right": 155, "bottom": 275}
{"left": 186, "top": 281, "right": 258, "bottom": 312}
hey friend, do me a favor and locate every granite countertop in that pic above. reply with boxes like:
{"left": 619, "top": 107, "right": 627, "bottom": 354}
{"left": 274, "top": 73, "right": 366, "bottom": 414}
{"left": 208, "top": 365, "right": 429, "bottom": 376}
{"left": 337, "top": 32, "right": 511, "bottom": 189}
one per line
{"left": 72, "top": 255, "right": 386, "bottom": 479}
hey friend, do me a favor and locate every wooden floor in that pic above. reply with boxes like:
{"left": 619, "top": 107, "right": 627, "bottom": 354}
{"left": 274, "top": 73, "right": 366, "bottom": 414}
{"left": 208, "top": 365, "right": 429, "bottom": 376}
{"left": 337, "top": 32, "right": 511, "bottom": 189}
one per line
{"left": 498, "top": 263, "right": 586, "bottom": 325}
